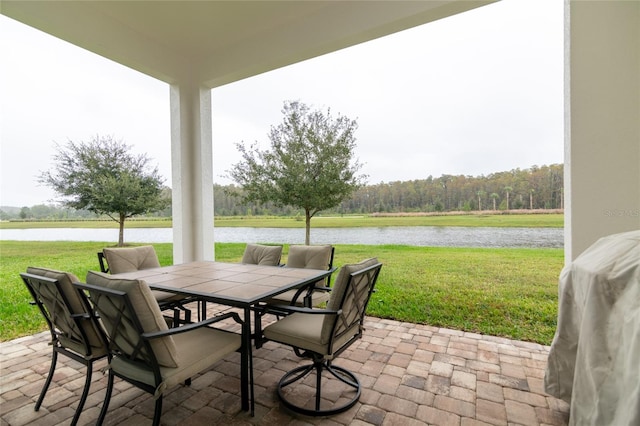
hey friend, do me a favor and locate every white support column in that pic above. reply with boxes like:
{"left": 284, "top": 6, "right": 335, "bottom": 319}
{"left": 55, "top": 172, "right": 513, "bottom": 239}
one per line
{"left": 565, "top": 0, "right": 640, "bottom": 262}
{"left": 170, "top": 82, "right": 214, "bottom": 263}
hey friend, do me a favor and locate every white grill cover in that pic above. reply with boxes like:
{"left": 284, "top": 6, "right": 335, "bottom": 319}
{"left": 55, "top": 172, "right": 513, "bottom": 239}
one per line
{"left": 544, "top": 230, "right": 640, "bottom": 425}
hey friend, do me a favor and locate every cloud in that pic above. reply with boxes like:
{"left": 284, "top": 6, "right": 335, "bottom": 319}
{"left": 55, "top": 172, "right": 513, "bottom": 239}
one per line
{"left": 0, "top": 0, "right": 563, "bottom": 207}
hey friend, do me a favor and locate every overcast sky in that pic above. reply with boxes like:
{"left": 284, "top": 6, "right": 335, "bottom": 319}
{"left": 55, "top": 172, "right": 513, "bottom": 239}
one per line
{"left": 0, "top": 0, "right": 563, "bottom": 208}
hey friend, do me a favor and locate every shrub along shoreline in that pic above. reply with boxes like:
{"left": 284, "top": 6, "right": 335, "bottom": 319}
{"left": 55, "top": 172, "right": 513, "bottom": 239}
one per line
{"left": 0, "top": 240, "right": 562, "bottom": 345}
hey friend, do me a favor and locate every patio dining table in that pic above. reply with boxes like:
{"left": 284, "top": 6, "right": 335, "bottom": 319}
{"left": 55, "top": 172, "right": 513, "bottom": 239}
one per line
{"left": 111, "top": 260, "right": 332, "bottom": 415}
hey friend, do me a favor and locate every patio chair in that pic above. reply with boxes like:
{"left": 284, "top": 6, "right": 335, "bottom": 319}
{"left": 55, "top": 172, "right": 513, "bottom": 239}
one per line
{"left": 255, "top": 245, "right": 335, "bottom": 345}
{"left": 268, "top": 244, "right": 335, "bottom": 308}
{"left": 20, "top": 267, "right": 109, "bottom": 426}
{"left": 241, "top": 243, "right": 283, "bottom": 266}
{"left": 263, "top": 258, "right": 382, "bottom": 416}
{"left": 80, "top": 271, "right": 245, "bottom": 426}
{"left": 98, "top": 245, "right": 193, "bottom": 325}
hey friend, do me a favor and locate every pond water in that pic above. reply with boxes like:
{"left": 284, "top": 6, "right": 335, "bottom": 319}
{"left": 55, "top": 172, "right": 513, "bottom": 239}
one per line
{"left": 0, "top": 226, "right": 563, "bottom": 248}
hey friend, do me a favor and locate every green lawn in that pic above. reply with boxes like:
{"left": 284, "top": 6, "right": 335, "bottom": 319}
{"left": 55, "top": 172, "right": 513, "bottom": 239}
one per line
{"left": 0, "top": 241, "right": 563, "bottom": 345}
{"left": 0, "top": 213, "right": 564, "bottom": 229}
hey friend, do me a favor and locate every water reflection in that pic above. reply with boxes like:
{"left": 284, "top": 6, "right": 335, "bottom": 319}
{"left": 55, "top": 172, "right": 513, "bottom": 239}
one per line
{"left": 0, "top": 226, "right": 563, "bottom": 248}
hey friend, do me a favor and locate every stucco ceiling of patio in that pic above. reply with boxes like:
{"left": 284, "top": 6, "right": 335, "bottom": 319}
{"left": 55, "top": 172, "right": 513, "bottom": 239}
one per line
{"left": 1, "top": 0, "right": 494, "bottom": 88}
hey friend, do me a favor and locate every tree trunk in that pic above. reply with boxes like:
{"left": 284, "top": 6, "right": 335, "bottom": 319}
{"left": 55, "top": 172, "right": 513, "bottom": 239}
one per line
{"left": 305, "top": 209, "right": 311, "bottom": 245}
{"left": 118, "top": 213, "right": 125, "bottom": 247}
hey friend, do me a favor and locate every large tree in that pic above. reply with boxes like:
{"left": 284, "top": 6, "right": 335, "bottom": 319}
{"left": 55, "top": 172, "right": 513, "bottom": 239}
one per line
{"left": 227, "top": 101, "right": 367, "bottom": 244}
{"left": 40, "top": 135, "right": 169, "bottom": 246}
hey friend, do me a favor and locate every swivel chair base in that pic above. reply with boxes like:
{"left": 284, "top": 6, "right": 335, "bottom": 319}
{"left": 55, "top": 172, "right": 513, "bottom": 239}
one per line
{"left": 277, "top": 360, "right": 360, "bottom": 417}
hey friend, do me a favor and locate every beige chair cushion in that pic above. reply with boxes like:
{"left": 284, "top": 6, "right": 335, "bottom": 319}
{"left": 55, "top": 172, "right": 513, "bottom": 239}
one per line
{"left": 269, "top": 288, "right": 331, "bottom": 307}
{"left": 285, "top": 245, "right": 332, "bottom": 270}
{"left": 26, "top": 266, "right": 106, "bottom": 355}
{"left": 323, "top": 257, "right": 379, "bottom": 343}
{"left": 263, "top": 312, "right": 329, "bottom": 354}
{"left": 102, "top": 245, "right": 161, "bottom": 274}
{"left": 102, "top": 246, "right": 184, "bottom": 304}
{"left": 86, "top": 270, "right": 180, "bottom": 368}
{"left": 27, "top": 266, "right": 82, "bottom": 309}
{"left": 263, "top": 311, "right": 358, "bottom": 356}
{"left": 241, "top": 244, "right": 282, "bottom": 266}
{"left": 152, "top": 290, "right": 185, "bottom": 304}
{"left": 268, "top": 245, "right": 333, "bottom": 306}
{"left": 326, "top": 258, "right": 378, "bottom": 312}
{"left": 110, "top": 326, "right": 241, "bottom": 397}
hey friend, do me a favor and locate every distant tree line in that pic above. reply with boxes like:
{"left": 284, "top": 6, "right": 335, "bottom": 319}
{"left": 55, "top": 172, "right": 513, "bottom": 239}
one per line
{"left": 0, "top": 203, "right": 171, "bottom": 221}
{"left": 214, "top": 163, "right": 564, "bottom": 215}
{"left": 2, "top": 164, "right": 563, "bottom": 220}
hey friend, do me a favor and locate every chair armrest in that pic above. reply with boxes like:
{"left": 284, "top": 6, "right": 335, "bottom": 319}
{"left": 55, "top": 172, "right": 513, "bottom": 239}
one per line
{"left": 288, "top": 283, "right": 312, "bottom": 306}
{"left": 309, "top": 267, "right": 337, "bottom": 292}
{"left": 265, "top": 304, "right": 341, "bottom": 316}
{"left": 142, "top": 311, "right": 243, "bottom": 340}
{"left": 288, "top": 268, "right": 335, "bottom": 306}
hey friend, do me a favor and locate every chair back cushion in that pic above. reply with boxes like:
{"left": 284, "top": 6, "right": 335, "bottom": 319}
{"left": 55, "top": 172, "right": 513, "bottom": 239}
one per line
{"left": 322, "top": 258, "right": 381, "bottom": 347}
{"left": 266, "top": 245, "right": 334, "bottom": 306}
{"left": 24, "top": 267, "right": 106, "bottom": 354}
{"left": 285, "top": 245, "right": 333, "bottom": 270}
{"left": 102, "top": 245, "right": 161, "bottom": 274}
{"left": 86, "top": 270, "right": 180, "bottom": 367}
{"left": 241, "top": 244, "right": 283, "bottom": 266}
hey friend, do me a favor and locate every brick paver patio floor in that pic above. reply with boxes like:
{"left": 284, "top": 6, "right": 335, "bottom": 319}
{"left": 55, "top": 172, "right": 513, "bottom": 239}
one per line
{"left": 0, "top": 315, "right": 570, "bottom": 426}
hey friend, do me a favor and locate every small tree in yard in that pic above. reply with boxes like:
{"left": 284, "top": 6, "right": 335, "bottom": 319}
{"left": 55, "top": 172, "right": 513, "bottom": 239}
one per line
{"left": 227, "top": 100, "right": 367, "bottom": 244}
{"left": 40, "top": 135, "right": 170, "bottom": 246}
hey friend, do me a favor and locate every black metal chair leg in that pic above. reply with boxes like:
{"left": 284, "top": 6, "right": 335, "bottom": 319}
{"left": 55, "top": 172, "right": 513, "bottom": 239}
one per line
{"left": 152, "top": 397, "right": 163, "bottom": 426}
{"left": 315, "top": 362, "right": 323, "bottom": 412}
{"left": 253, "top": 308, "right": 264, "bottom": 349}
{"left": 327, "top": 364, "right": 359, "bottom": 387}
{"left": 96, "top": 369, "right": 114, "bottom": 426}
{"left": 276, "top": 361, "right": 361, "bottom": 416}
{"left": 280, "top": 363, "right": 314, "bottom": 387}
{"left": 35, "top": 350, "right": 58, "bottom": 411}
{"left": 71, "top": 365, "right": 93, "bottom": 426}
{"left": 199, "top": 301, "right": 207, "bottom": 321}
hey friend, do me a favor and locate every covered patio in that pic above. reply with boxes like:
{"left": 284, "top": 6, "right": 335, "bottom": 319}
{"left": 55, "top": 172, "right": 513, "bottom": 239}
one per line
{"left": 0, "top": 1, "right": 638, "bottom": 425}
{"left": 1, "top": 313, "right": 569, "bottom": 426}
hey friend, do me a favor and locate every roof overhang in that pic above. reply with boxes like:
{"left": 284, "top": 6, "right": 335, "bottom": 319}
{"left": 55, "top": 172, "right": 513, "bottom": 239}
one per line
{"left": 1, "top": 0, "right": 495, "bottom": 88}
